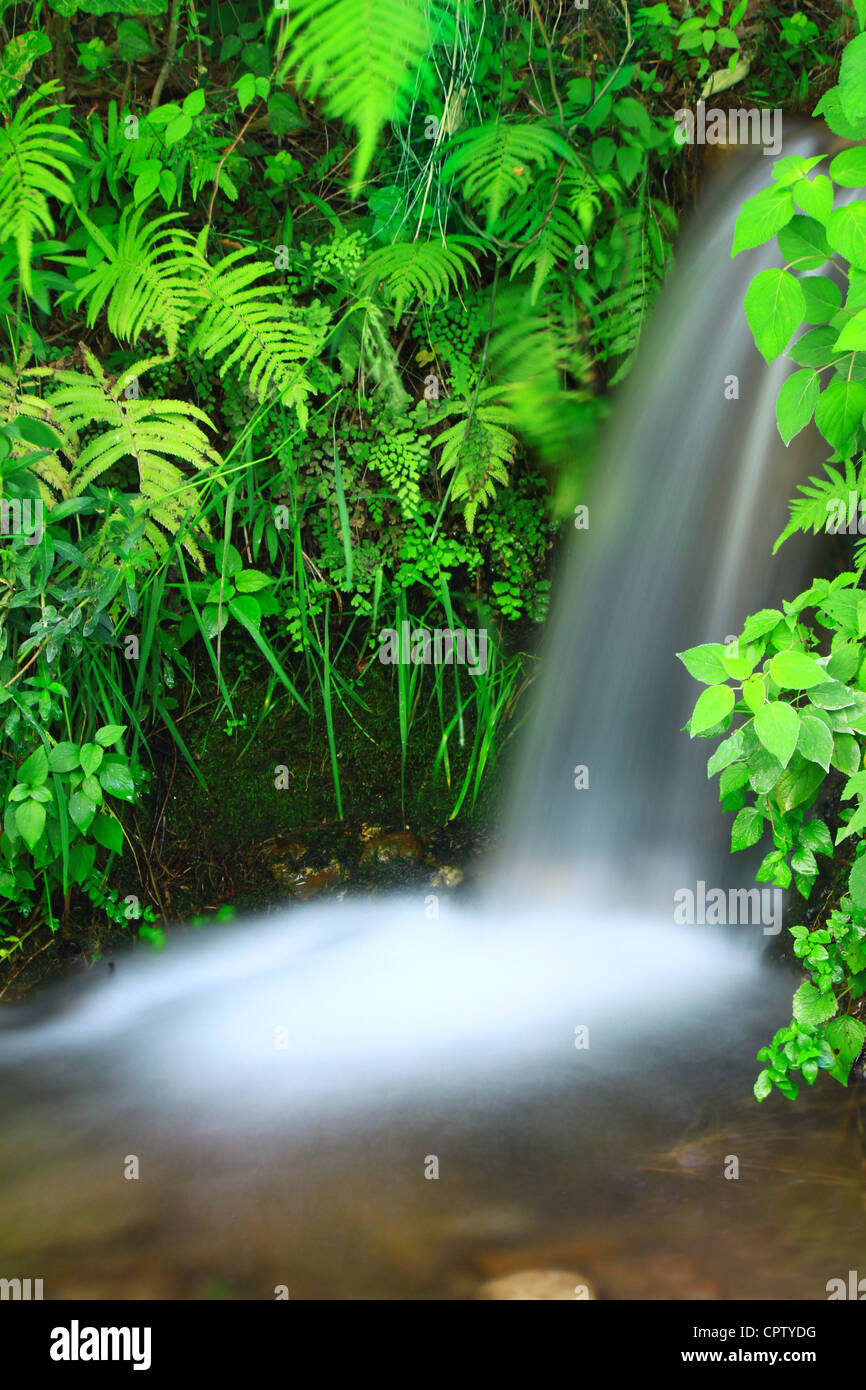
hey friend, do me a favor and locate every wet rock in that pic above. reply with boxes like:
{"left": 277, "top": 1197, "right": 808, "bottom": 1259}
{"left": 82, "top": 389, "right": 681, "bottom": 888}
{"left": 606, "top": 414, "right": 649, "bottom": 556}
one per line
{"left": 430, "top": 865, "right": 464, "bottom": 888}
{"left": 359, "top": 830, "right": 423, "bottom": 865}
{"left": 476, "top": 1268, "right": 595, "bottom": 1300}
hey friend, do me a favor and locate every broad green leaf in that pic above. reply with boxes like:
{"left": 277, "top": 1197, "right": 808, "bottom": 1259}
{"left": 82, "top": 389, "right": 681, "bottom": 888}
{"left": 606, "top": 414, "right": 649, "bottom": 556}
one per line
{"left": 769, "top": 649, "right": 826, "bottom": 688}
{"left": 707, "top": 731, "right": 744, "bottom": 776}
{"left": 827, "top": 203, "right": 866, "bottom": 269}
{"left": 731, "top": 806, "right": 764, "bottom": 851}
{"left": 754, "top": 1068, "right": 773, "bottom": 1101}
{"left": 749, "top": 747, "right": 784, "bottom": 793}
{"left": 823, "top": 1015, "right": 866, "bottom": 1086}
{"left": 793, "top": 981, "right": 838, "bottom": 1027}
{"left": 742, "top": 674, "right": 766, "bottom": 712}
{"left": 839, "top": 32, "right": 866, "bottom": 123}
{"left": 690, "top": 683, "right": 735, "bottom": 734}
{"left": 165, "top": 111, "right": 192, "bottom": 147}
{"left": 754, "top": 700, "right": 799, "bottom": 766}
{"left": 234, "top": 569, "right": 273, "bottom": 594}
{"left": 79, "top": 742, "right": 104, "bottom": 777}
{"left": 799, "top": 818, "right": 833, "bottom": 856}
{"left": 778, "top": 215, "right": 832, "bottom": 272}
{"left": 14, "top": 799, "right": 45, "bottom": 851}
{"left": 793, "top": 174, "right": 833, "bottom": 224}
{"left": 832, "top": 732, "right": 861, "bottom": 775}
{"left": 799, "top": 275, "right": 841, "bottom": 324}
{"left": 829, "top": 146, "right": 866, "bottom": 188}
{"left": 731, "top": 185, "right": 794, "bottom": 256}
{"left": 95, "top": 724, "right": 126, "bottom": 747}
{"left": 744, "top": 269, "right": 805, "bottom": 362}
{"left": 814, "top": 376, "right": 866, "bottom": 454}
{"left": 92, "top": 813, "right": 123, "bottom": 854}
{"left": 848, "top": 851, "right": 866, "bottom": 910}
{"left": 796, "top": 713, "right": 833, "bottom": 771}
{"left": 17, "top": 745, "right": 49, "bottom": 786}
{"left": 98, "top": 760, "right": 136, "bottom": 800}
{"left": 48, "top": 742, "right": 80, "bottom": 773}
{"left": 776, "top": 368, "right": 819, "bottom": 444}
{"left": 68, "top": 789, "right": 96, "bottom": 832}
{"left": 116, "top": 18, "right": 156, "bottom": 61}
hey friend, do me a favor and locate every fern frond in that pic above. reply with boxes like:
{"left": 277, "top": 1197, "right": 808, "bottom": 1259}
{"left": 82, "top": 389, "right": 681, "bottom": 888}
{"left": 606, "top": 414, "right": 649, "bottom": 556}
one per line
{"left": 442, "top": 120, "right": 572, "bottom": 229}
{"left": 189, "top": 245, "right": 327, "bottom": 427}
{"left": 71, "top": 202, "right": 197, "bottom": 357}
{"left": 362, "top": 236, "right": 480, "bottom": 326}
{"left": 432, "top": 390, "right": 516, "bottom": 532}
{"left": 775, "top": 459, "right": 861, "bottom": 553}
{"left": 0, "top": 82, "right": 81, "bottom": 295}
{"left": 503, "top": 196, "right": 584, "bottom": 304}
{"left": 46, "top": 348, "right": 221, "bottom": 561}
{"left": 276, "top": 0, "right": 437, "bottom": 189}
{"left": 0, "top": 360, "right": 73, "bottom": 504}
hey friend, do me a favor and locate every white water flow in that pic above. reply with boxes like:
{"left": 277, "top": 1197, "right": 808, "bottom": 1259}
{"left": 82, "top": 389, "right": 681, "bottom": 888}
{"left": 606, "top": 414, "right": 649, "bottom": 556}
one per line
{"left": 2, "top": 136, "right": 863, "bottom": 1299}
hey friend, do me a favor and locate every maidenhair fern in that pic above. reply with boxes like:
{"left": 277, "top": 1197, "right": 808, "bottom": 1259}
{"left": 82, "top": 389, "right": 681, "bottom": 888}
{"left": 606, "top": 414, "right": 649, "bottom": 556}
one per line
{"left": 0, "top": 82, "right": 80, "bottom": 295}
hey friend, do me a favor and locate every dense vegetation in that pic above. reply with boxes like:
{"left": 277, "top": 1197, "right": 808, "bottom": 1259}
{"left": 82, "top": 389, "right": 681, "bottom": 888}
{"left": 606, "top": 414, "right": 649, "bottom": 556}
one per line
{"left": 682, "top": 20, "right": 866, "bottom": 1100}
{"left": 0, "top": 0, "right": 854, "bottom": 1077}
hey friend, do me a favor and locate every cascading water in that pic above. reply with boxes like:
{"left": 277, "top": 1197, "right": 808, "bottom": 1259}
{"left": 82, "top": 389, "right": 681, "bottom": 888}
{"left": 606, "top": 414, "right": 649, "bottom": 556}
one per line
{"left": 2, "top": 135, "right": 865, "bottom": 1300}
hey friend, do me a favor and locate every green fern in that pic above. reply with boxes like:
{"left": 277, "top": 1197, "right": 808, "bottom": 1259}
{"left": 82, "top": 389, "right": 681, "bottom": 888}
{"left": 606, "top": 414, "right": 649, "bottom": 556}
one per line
{"left": 775, "top": 458, "right": 862, "bottom": 553}
{"left": 69, "top": 201, "right": 197, "bottom": 357}
{"left": 362, "top": 236, "right": 480, "bottom": 326}
{"left": 189, "top": 240, "right": 327, "bottom": 427}
{"left": 442, "top": 120, "right": 572, "bottom": 229}
{"left": 0, "top": 82, "right": 80, "bottom": 295}
{"left": 47, "top": 348, "right": 221, "bottom": 562}
{"left": 0, "top": 356, "right": 73, "bottom": 505}
{"left": 503, "top": 194, "right": 584, "bottom": 304}
{"left": 432, "top": 390, "right": 517, "bottom": 532}
{"left": 276, "top": 0, "right": 437, "bottom": 189}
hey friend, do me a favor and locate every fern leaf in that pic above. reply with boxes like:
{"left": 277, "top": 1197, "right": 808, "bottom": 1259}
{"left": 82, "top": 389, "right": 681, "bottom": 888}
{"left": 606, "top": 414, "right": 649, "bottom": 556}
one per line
{"left": 362, "top": 236, "right": 480, "bottom": 326}
{"left": 46, "top": 348, "right": 221, "bottom": 560}
{"left": 432, "top": 391, "right": 516, "bottom": 531}
{"left": 775, "top": 460, "right": 860, "bottom": 552}
{"left": 0, "top": 360, "right": 73, "bottom": 504}
{"left": 0, "top": 82, "right": 81, "bottom": 295}
{"left": 442, "top": 120, "right": 572, "bottom": 229}
{"left": 71, "top": 201, "right": 197, "bottom": 357}
{"left": 277, "top": 0, "right": 436, "bottom": 189}
{"left": 189, "top": 245, "right": 327, "bottom": 427}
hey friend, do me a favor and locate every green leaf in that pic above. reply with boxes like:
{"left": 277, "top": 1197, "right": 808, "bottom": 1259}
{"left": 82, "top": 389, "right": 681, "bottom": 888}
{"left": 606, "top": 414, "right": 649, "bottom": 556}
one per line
{"left": 796, "top": 712, "right": 834, "bottom": 771}
{"left": 68, "top": 789, "right": 96, "bottom": 832}
{"left": 98, "top": 760, "right": 136, "bottom": 800}
{"left": 731, "top": 806, "right": 764, "bottom": 851}
{"left": 164, "top": 111, "right": 192, "bottom": 147}
{"left": 822, "top": 1015, "right": 866, "bottom": 1086}
{"left": 776, "top": 368, "right": 819, "bottom": 445}
{"left": 769, "top": 649, "right": 826, "bottom": 689}
{"left": 839, "top": 32, "right": 866, "bottom": 123}
{"left": 792, "top": 981, "right": 838, "bottom": 1027}
{"left": 48, "top": 741, "right": 80, "bottom": 773}
{"left": 17, "top": 744, "right": 49, "bottom": 786}
{"left": 79, "top": 742, "right": 104, "bottom": 777}
{"left": 183, "top": 88, "right": 206, "bottom": 117}
{"left": 798, "top": 275, "right": 841, "bottom": 324}
{"left": 235, "top": 72, "right": 256, "bottom": 112}
{"left": 754, "top": 1068, "right": 773, "bottom": 1101}
{"left": 749, "top": 748, "right": 784, "bottom": 793}
{"left": 707, "top": 730, "right": 745, "bottom": 776}
{"left": 827, "top": 203, "right": 866, "bottom": 270}
{"left": 95, "top": 723, "right": 126, "bottom": 747}
{"left": 677, "top": 643, "right": 728, "bottom": 684}
{"left": 731, "top": 185, "right": 794, "bottom": 256}
{"left": 228, "top": 593, "right": 262, "bottom": 629}
{"left": 690, "top": 683, "right": 735, "bottom": 734}
{"left": 832, "top": 732, "right": 861, "bottom": 775}
{"left": 234, "top": 568, "right": 273, "bottom": 594}
{"left": 848, "top": 852, "right": 866, "bottom": 911}
{"left": 799, "top": 817, "right": 834, "bottom": 856}
{"left": 793, "top": 174, "right": 834, "bottom": 225}
{"left": 814, "top": 376, "right": 866, "bottom": 454}
{"left": 14, "top": 799, "right": 45, "bottom": 851}
{"left": 92, "top": 813, "right": 123, "bottom": 853}
{"left": 754, "top": 700, "right": 799, "bottom": 766}
{"left": 744, "top": 269, "right": 805, "bottom": 363}
{"left": 742, "top": 674, "right": 766, "bottom": 713}
{"left": 835, "top": 308, "right": 866, "bottom": 352}
{"left": 828, "top": 146, "right": 866, "bottom": 188}
{"left": 116, "top": 18, "right": 157, "bottom": 61}
{"left": 778, "top": 215, "right": 832, "bottom": 272}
